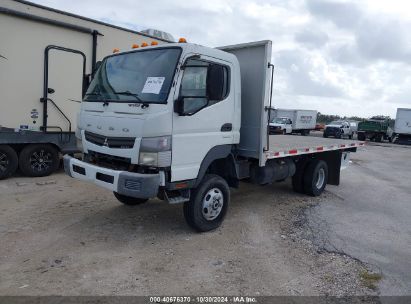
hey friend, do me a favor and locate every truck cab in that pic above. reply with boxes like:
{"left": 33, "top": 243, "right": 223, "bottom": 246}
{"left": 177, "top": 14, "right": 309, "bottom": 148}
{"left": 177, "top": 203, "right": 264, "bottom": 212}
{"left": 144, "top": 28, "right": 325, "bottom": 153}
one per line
{"left": 64, "top": 40, "right": 362, "bottom": 232}
{"left": 323, "top": 120, "right": 353, "bottom": 139}
{"left": 269, "top": 117, "right": 292, "bottom": 134}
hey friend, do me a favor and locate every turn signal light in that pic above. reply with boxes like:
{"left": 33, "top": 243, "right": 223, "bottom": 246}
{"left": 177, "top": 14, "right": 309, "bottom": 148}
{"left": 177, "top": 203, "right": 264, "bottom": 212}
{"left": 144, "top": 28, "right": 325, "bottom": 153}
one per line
{"left": 132, "top": 44, "right": 139, "bottom": 49}
{"left": 141, "top": 42, "right": 148, "bottom": 47}
{"left": 151, "top": 41, "right": 158, "bottom": 46}
{"left": 178, "top": 37, "right": 187, "bottom": 43}
{"left": 113, "top": 48, "right": 120, "bottom": 53}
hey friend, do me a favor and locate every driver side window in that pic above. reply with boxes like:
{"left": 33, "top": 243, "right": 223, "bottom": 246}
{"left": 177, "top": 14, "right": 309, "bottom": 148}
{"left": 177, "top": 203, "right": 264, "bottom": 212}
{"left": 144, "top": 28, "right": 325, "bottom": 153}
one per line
{"left": 179, "top": 59, "right": 230, "bottom": 115}
{"left": 180, "top": 63, "right": 208, "bottom": 113}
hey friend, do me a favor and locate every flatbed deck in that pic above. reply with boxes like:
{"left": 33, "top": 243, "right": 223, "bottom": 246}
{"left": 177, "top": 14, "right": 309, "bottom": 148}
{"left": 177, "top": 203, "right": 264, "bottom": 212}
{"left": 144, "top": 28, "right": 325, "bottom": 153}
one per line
{"left": 265, "top": 135, "right": 365, "bottom": 159}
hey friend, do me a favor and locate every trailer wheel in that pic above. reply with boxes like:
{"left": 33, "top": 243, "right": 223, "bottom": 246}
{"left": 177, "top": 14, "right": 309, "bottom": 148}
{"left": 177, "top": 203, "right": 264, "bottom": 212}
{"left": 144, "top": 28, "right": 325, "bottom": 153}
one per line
{"left": 303, "top": 160, "right": 328, "bottom": 196}
{"left": 184, "top": 174, "right": 229, "bottom": 232}
{"left": 19, "top": 144, "right": 59, "bottom": 177}
{"left": 113, "top": 192, "right": 148, "bottom": 206}
{"left": 0, "top": 145, "right": 18, "bottom": 180}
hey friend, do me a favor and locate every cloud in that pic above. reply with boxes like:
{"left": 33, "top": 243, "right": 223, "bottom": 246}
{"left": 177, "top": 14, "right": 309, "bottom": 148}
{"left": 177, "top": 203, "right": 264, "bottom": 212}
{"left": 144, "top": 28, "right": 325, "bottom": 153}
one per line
{"left": 28, "top": 0, "right": 411, "bottom": 117}
{"left": 295, "top": 28, "right": 329, "bottom": 49}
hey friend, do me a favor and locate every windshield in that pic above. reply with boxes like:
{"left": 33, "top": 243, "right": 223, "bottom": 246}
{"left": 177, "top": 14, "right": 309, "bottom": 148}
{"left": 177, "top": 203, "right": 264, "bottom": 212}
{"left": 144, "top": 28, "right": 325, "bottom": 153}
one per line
{"left": 271, "top": 118, "right": 288, "bottom": 124}
{"left": 84, "top": 48, "right": 181, "bottom": 104}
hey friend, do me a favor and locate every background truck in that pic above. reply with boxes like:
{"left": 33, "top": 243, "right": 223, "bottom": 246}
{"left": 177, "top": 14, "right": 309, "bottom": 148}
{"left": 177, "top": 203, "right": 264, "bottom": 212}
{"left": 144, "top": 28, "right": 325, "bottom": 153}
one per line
{"left": 393, "top": 108, "right": 411, "bottom": 145}
{"left": 63, "top": 40, "right": 363, "bottom": 232}
{"left": 357, "top": 117, "right": 393, "bottom": 142}
{"left": 323, "top": 120, "right": 354, "bottom": 139}
{"left": 269, "top": 109, "right": 317, "bottom": 135}
{"left": 0, "top": 0, "right": 168, "bottom": 179}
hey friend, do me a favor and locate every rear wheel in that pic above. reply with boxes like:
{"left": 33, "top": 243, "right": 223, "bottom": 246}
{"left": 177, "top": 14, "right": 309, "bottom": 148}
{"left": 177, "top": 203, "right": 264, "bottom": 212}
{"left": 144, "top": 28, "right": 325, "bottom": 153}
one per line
{"left": 113, "top": 192, "right": 148, "bottom": 206}
{"left": 184, "top": 174, "right": 229, "bottom": 232}
{"left": 19, "top": 144, "right": 60, "bottom": 177}
{"left": 0, "top": 145, "right": 18, "bottom": 180}
{"left": 303, "top": 160, "right": 328, "bottom": 196}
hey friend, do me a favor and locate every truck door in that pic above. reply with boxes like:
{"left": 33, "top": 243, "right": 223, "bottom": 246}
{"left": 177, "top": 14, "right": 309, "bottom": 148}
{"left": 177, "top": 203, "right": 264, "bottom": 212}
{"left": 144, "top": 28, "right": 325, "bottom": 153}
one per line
{"left": 171, "top": 56, "right": 235, "bottom": 182}
{"left": 43, "top": 46, "right": 87, "bottom": 134}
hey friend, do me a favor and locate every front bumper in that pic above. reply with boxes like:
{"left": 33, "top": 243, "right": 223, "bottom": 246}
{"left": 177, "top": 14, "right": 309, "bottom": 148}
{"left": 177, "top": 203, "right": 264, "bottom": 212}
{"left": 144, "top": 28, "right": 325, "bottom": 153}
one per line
{"left": 63, "top": 155, "right": 161, "bottom": 199}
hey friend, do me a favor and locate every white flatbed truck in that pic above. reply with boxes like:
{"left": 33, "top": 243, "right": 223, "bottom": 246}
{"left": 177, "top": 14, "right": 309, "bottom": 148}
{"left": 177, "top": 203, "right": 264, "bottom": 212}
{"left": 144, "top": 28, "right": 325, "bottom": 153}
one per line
{"left": 63, "top": 40, "right": 364, "bottom": 232}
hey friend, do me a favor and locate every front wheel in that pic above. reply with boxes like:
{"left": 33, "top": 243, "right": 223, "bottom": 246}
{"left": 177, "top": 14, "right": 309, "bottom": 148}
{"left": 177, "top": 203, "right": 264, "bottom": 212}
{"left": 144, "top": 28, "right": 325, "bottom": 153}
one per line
{"left": 184, "top": 174, "right": 229, "bottom": 232}
{"left": 113, "top": 192, "right": 148, "bottom": 206}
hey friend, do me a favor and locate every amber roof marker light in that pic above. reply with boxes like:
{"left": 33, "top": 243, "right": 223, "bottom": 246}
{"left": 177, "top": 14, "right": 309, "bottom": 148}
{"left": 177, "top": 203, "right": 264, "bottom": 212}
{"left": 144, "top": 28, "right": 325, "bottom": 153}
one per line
{"left": 178, "top": 38, "right": 187, "bottom": 43}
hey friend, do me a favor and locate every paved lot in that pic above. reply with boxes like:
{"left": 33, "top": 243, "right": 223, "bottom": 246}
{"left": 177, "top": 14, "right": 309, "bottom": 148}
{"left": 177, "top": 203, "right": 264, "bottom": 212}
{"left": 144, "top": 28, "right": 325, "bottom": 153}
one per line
{"left": 0, "top": 140, "right": 409, "bottom": 297}
{"left": 304, "top": 141, "right": 411, "bottom": 295}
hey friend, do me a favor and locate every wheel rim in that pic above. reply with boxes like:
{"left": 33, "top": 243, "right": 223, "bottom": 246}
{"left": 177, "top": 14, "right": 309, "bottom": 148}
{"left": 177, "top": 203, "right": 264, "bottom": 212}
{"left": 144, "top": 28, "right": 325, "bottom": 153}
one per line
{"left": 29, "top": 149, "right": 53, "bottom": 172}
{"left": 0, "top": 152, "right": 9, "bottom": 173}
{"left": 315, "top": 168, "right": 325, "bottom": 189}
{"left": 202, "top": 188, "right": 224, "bottom": 221}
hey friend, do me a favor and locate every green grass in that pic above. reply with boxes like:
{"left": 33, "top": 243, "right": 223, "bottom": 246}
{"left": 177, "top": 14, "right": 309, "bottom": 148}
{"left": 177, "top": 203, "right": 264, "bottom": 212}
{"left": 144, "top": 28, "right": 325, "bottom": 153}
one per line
{"left": 359, "top": 270, "right": 382, "bottom": 290}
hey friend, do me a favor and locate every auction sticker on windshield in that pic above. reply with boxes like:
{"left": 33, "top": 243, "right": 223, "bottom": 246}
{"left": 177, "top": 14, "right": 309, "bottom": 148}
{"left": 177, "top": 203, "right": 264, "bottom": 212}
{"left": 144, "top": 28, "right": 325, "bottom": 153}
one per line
{"left": 142, "top": 77, "right": 165, "bottom": 94}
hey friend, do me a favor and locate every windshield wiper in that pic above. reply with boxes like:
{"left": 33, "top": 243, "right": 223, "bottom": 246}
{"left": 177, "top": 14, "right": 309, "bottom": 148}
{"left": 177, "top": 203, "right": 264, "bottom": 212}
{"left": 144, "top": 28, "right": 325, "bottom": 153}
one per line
{"left": 114, "top": 91, "right": 150, "bottom": 108}
{"left": 84, "top": 92, "right": 111, "bottom": 106}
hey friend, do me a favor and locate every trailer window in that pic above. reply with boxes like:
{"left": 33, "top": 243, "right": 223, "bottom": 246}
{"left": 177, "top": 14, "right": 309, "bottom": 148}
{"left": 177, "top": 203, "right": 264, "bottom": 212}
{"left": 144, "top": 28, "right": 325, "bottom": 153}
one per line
{"left": 84, "top": 48, "right": 181, "bottom": 104}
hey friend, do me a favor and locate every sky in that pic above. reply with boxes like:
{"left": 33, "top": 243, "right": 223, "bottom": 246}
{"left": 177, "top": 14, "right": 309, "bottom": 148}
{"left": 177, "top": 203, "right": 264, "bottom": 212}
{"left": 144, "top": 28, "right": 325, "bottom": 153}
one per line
{"left": 31, "top": 0, "right": 411, "bottom": 118}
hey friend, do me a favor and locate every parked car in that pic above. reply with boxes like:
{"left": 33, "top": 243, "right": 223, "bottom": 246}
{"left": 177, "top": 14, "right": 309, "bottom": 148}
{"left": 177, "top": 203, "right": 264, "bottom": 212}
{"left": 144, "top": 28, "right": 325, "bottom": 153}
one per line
{"left": 323, "top": 121, "right": 354, "bottom": 139}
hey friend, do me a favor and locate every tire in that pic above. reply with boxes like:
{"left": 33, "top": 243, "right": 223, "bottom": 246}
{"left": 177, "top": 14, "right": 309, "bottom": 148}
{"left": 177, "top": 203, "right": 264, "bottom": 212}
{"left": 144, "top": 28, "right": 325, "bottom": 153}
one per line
{"left": 113, "top": 192, "right": 148, "bottom": 206}
{"left": 375, "top": 134, "right": 382, "bottom": 143}
{"left": 358, "top": 132, "right": 365, "bottom": 141}
{"left": 184, "top": 174, "right": 229, "bottom": 232}
{"left": 282, "top": 129, "right": 286, "bottom": 135}
{"left": 0, "top": 145, "right": 18, "bottom": 180}
{"left": 349, "top": 134, "right": 353, "bottom": 140}
{"left": 323, "top": 133, "right": 328, "bottom": 138}
{"left": 18, "top": 144, "right": 60, "bottom": 177}
{"left": 303, "top": 160, "right": 328, "bottom": 197}
{"left": 292, "top": 159, "right": 308, "bottom": 194}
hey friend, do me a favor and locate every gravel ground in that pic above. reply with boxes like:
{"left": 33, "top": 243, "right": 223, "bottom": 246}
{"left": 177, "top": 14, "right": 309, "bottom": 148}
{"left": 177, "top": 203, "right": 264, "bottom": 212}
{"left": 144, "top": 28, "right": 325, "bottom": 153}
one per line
{"left": 0, "top": 163, "right": 380, "bottom": 297}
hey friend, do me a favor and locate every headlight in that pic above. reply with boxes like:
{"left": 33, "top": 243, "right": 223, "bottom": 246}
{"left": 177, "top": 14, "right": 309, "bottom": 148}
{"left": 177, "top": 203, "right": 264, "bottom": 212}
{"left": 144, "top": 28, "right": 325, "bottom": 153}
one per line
{"left": 139, "top": 136, "right": 171, "bottom": 167}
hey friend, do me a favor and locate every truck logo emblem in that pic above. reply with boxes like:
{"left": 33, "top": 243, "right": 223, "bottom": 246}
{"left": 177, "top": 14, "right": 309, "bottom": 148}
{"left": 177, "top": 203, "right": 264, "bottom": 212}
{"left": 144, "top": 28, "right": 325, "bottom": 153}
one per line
{"left": 103, "top": 138, "right": 109, "bottom": 147}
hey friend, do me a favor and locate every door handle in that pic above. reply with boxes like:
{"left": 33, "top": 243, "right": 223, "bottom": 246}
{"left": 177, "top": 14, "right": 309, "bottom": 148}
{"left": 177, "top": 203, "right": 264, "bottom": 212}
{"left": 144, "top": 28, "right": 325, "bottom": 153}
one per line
{"left": 221, "top": 123, "right": 232, "bottom": 132}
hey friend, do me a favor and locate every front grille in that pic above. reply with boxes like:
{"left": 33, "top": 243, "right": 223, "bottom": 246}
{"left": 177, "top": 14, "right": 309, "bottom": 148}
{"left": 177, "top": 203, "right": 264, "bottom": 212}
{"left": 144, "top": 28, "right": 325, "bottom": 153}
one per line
{"left": 87, "top": 150, "right": 131, "bottom": 170}
{"left": 85, "top": 131, "right": 135, "bottom": 149}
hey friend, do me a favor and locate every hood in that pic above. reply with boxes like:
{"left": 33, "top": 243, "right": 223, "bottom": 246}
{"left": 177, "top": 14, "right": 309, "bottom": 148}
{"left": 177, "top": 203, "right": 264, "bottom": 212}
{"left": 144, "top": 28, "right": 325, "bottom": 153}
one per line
{"left": 269, "top": 123, "right": 285, "bottom": 127}
{"left": 326, "top": 124, "right": 343, "bottom": 129}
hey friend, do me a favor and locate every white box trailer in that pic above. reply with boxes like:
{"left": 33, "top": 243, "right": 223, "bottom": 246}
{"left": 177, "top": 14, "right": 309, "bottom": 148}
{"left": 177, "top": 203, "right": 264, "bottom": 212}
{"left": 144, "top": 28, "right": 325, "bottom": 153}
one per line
{"left": 394, "top": 108, "right": 411, "bottom": 144}
{"left": 270, "top": 108, "right": 317, "bottom": 135}
{"left": 0, "top": 0, "right": 169, "bottom": 179}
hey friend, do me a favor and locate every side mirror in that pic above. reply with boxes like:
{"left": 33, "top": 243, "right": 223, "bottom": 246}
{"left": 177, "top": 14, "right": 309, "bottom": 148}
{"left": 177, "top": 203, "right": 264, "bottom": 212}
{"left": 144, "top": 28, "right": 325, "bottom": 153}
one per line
{"left": 82, "top": 74, "right": 91, "bottom": 97}
{"left": 207, "top": 64, "right": 225, "bottom": 101}
{"left": 174, "top": 96, "right": 208, "bottom": 116}
{"left": 93, "top": 61, "right": 102, "bottom": 75}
